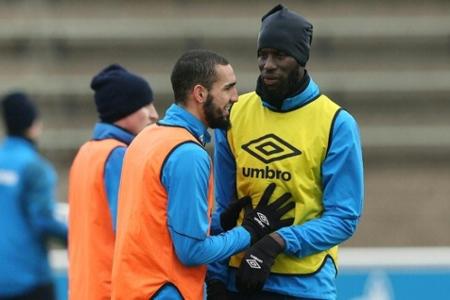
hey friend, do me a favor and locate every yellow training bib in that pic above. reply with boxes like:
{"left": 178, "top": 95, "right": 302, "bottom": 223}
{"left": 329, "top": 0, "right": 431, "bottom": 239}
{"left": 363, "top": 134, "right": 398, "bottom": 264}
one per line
{"left": 227, "top": 92, "right": 340, "bottom": 274}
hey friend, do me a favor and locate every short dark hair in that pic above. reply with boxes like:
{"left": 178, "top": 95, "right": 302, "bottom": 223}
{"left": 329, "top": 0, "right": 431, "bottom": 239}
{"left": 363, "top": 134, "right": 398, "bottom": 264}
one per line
{"left": 1, "top": 91, "right": 38, "bottom": 136}
{"left": 171, "top": 49, "right": 229, "bottom": 104}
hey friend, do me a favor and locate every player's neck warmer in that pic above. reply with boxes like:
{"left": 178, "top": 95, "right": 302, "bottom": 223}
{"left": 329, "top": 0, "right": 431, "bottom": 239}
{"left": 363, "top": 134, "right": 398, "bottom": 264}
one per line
{"left": 256, "top": 70, "right": 310, "bottom": 109}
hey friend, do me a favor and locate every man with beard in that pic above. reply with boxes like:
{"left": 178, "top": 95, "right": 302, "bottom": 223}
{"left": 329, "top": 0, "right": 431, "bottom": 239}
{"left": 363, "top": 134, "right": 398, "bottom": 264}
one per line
{"left": 207, "top": 4, "right": 364, "bottom": 300}
{"left": 111, "top": 49, "right": 295, "bottom": 300}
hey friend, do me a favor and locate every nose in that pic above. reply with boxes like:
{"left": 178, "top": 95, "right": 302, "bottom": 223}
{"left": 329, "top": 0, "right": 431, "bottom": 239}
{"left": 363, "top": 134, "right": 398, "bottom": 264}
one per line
{"left": 261, "top": 55, "right": 276, "bottom": 71}
{"left": 230, "top": 87, "right": 239, "bottom": 103}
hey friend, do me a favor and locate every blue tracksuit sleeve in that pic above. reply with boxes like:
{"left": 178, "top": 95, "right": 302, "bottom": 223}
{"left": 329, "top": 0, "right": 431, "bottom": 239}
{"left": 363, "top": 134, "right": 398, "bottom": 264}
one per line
{"left": 210, "top": 128, "right": 237, "bottom": 235}
{"left": 162, "top": 142, "right": 250, "bottom": 267}
{"left": 23, "top": 159, "right": 67, "bottom": 242}
{"left": 104, "top": 146, "right": 126, "bottom": 232}
{"left": 277, "top": 110, "right": 364, "bottom": 257}
{"left": 207, "top": 128, "right": 239, "bottom": 282}
{"left": 171, "top": 228, "right": 250, "bottom": 266}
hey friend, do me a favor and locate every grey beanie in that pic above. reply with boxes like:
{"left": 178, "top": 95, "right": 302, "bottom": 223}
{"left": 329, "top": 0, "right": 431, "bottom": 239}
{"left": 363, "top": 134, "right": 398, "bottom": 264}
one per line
{"left": 257, "top": 4, "right": 313, "bottom": 66}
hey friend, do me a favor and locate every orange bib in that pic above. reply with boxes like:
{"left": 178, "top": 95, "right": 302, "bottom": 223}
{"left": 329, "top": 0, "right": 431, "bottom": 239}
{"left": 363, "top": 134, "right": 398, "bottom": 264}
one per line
{"left": 112, "top": 124, "right": 214, "bottom": 300}
{"left": 68, "top": 139, "right": 125, "bottom": 300}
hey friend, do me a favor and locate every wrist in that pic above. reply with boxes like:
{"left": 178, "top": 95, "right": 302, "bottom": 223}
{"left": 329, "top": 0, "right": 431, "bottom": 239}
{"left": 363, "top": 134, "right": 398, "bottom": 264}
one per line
{"left": 241, "top": 223, "right": 255, "bottom": 243}
{"left": 269, "top": 232, "right": 285, "bottom": 251}
{"left": 260, "top": 234, "right": 284, "bottom": 257}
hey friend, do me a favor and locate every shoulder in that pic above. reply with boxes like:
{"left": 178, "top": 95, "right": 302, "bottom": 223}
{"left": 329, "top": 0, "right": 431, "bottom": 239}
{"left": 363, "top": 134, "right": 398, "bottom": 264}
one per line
{"left": 24, "top": 155, "right": 57, "bottom": 184}
{"left": 334, "top": 109, "right": 359, "bottom": 133}
{"left": 162, "top": 142, "right": 211, "bottom": 183}
{"left": 238, "top": 91, "right": 259, "bottom": 103}
{"left": 320, "top": 94, "right": 359, "bottom": 130}
{"left": 169, "top": 141, "right": 210, "bottom": 164}
{"left": 238, "top": 91, "right": 258, "bottom": 101}
{"left": 107, "top": 145, "right": 127, "bottom": 161}
{"left": 235, "top": 91, "right": 259, "bottom": 106}
{"left": 231, "top": 91, "right": 260, "bottom": 117}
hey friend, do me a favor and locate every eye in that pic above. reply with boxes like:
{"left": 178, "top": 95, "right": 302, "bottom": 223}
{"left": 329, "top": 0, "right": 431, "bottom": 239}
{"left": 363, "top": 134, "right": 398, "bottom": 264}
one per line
{"left": 276, "top": 52, "right": 287, "bottom": 59}
{"left": 258, "top": 51, "right": 268, "bottom": 60}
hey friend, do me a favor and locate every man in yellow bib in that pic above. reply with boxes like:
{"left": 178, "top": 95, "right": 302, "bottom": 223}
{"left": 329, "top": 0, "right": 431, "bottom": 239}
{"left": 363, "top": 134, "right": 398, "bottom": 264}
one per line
{"left": 207, "top": 4, "right": 364, "bottom": 300}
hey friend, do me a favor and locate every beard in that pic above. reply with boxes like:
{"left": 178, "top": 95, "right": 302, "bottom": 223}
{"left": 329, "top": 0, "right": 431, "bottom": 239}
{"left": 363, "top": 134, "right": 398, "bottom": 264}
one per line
{"left": 259, "top": 68, "right": 301, "bottom": 104}
{"left": 203, "top": 94, "right": 230, "bottom": 130}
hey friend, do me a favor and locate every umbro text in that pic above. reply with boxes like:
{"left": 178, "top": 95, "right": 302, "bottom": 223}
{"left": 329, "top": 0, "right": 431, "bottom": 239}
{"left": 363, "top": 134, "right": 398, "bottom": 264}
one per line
{"left": 242, "top": 166, "right": 292, "bottom": 181}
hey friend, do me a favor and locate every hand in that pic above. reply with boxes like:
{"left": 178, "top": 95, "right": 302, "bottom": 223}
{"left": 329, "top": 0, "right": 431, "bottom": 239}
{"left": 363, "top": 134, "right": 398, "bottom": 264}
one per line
{"left": 241, "top": 183, "right": 294, "bottom": 244}
{"left": 236, "top": 234, "right": 284, "bottom": 294}
{"left": 220, "top": 196, "right": 252, "bottom": 232}
{"left": 206, "top": 279, "right": 229, "bottom": 300}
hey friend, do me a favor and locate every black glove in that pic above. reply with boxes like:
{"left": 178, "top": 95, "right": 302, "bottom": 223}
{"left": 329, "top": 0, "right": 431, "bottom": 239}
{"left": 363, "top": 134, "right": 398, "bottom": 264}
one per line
{"left": 241, "top": 183, "right": 294, "bottom": 244}
{"left": 206, "top": 279, "right": 229, "bottom": 300}
{"left": 236, "top": 235, "right": 283, "bottom": 294}
{"left": 220, "top": 196, "right": 251, "bottom": 232}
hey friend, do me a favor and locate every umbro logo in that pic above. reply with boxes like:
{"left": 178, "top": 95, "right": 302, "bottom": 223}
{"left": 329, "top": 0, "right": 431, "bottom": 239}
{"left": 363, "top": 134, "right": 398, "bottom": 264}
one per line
{"left": 256, "top": 212, "right": 269, "bottom": 226}
{"left": 241, "top": 134, "right": 301, "bottom": 164}
{"left": 245, "top": 254, "right": 263, "bottom": 269}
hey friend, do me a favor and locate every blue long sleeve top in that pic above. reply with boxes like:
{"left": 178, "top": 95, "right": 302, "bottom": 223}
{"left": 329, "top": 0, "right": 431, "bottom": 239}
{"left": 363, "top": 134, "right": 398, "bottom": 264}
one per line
{"left": 208, "top": 76, "right": 364, "bottom": 300}
{"left": 154, "top": 104, "right": 251, "bottom": 300}
{"left": 91, "top": 123, "right": 134, "bottom": 232}
{"left": 0, "top": 137, "right": 67, "bottom": 297}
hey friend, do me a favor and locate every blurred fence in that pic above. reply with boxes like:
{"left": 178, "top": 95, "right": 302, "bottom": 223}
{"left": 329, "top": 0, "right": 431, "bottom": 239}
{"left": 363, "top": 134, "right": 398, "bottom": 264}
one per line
{"left": 50, "top": 247, "right": 450, "bottom": 300}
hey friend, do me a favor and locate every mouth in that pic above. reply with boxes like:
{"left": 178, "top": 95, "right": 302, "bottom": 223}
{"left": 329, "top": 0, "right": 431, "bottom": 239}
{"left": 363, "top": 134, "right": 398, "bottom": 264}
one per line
{"left": 262, "top": 75, "right": 279, "bottom": 86}
{"left": 223, "top": 103, "right": 232, "bottom": 116}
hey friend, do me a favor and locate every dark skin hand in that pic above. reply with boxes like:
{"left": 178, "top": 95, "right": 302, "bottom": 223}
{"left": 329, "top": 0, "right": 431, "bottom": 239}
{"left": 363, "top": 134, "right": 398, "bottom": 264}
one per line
{"left": 269, "top": 232, "right": 285, "bottom": 249}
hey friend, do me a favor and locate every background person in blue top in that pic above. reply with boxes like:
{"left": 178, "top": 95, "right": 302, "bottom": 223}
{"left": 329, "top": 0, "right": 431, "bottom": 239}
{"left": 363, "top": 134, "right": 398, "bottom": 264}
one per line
{"left": 0, "top": 92, "right": 68, "bottom": 300}
{"left": 207, "top": 4, "right": 364, "bottom": 300}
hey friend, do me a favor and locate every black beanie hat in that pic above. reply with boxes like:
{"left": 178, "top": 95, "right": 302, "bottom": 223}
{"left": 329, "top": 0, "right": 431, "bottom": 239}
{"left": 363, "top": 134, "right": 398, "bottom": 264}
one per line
{"left": 1, "top": 91, "right": 39, "bottom": 136}
{"left": 257, "top": 4, "right": 313, "bottom": 66}
{"left": 91, "top": 64, "right": 154, "bottom": 123}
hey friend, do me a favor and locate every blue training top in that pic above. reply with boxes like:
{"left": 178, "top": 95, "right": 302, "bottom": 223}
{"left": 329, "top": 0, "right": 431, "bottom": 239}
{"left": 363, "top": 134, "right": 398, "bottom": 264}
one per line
{"left": 0, "top": 137, "right": 67, "bottom": 297}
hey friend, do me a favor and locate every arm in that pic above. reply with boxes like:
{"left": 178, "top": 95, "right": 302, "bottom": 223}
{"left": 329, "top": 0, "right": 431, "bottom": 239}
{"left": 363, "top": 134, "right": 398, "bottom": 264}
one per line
{"left": 277, "top": 110, "right": 364, "bottom": 257}
{"left": 104, "top": 146, "right": 126, "bottom": 232}
{"left": 163, "top": 142, "right": 251, "bottom": 266}
{"left": 207, "top": 129, "right": 238, "bottom": 283}
{"left": 210, "top": 128, "right": 237, "bottom": 235}
{"left": 171, "top": 228, "right": 250, "bottom": 266}
{"left": 23, "top": 159, "right": 68, "bottom": 242}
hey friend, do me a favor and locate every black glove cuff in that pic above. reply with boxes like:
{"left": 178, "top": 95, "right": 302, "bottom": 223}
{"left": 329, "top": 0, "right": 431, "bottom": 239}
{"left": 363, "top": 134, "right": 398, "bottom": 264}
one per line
{"left": 258, "top": 235, "right": 284, "bottom": 257}
{"left": 220, "top": 214, "right": 232, "bottom": 232}
{"left": 241, "top": 223, "right": 260, "bottom": 244}
{"left": 206, "top": 279, "right": 228, "bottom": 299}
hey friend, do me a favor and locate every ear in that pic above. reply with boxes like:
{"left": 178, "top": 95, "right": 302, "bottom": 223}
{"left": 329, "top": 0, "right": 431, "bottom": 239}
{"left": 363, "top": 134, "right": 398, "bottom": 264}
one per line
{"left": 192, "top": 84, "right": 207, "bottom": 104}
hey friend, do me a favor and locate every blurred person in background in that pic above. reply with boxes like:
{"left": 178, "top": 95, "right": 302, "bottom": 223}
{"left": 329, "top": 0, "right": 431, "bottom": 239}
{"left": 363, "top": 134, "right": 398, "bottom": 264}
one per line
{"left": 68, "top": 64, "right": 159, "bottom": 300}
{"left": 0, "top": 92, "right": 67, "bottom": 300}
{"left": 111, "top": 49, "right": 295, "bottom": 300}
{"left": 207, "top": 4, "right": 364, "bottom": 300}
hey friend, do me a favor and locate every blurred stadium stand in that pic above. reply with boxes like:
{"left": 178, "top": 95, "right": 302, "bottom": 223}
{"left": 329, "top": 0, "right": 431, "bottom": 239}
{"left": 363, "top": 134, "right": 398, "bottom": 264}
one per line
{"left": 0, "top": 0, "right": 449, "bottom": 250}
